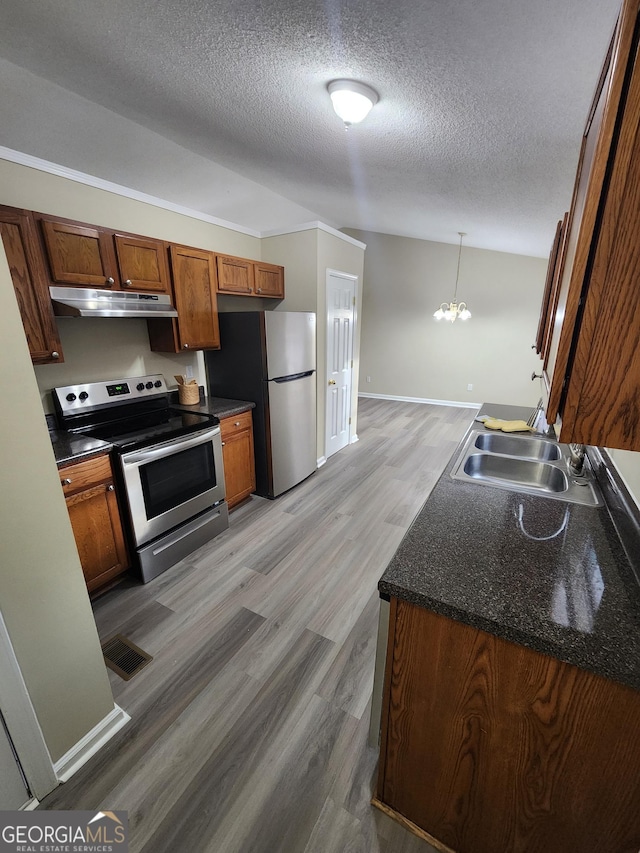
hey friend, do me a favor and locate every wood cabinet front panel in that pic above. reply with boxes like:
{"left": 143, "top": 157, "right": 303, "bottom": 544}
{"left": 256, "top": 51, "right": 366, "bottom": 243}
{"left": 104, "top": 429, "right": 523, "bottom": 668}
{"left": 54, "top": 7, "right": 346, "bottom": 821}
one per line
{"left": 40, "top": 217, "right": 117, "bottom": 288}
{"left": 216, "top": 255, "right": 255, "bottom": 294}
{"left": 254, "top": 262, "right": 284, "bottom": 298}
{"left": 534, "top": 218, "right": 562, "bottom": 356}
{"left": 114, "top": 233, "right": 169, "bottom": 292}
{"left": 170, "top": 244, "right": 220, "bottom": 349}
{"left": 220, "top": 411, "right": 255, "bottom": 508}
{"left": 60, "top": 454, "right": 114, "bottom": 496}
{"left": 0, "top": 207, "right": 63, "bottom": 364}
{"left": 66, "top": 483, "right": 129, "bottom": 591}
{"left": 378, "top": 599, "right": 640, "bottom": 853}
{"left": 559, "top": 3, "right": 640, "bottom": 448}
{"left": 60, "top": 454, "right": 129, "bottom": 592}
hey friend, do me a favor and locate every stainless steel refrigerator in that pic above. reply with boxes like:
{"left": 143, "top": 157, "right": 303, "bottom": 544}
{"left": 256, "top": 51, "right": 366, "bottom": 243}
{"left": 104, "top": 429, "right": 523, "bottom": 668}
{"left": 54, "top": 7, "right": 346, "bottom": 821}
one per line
{"left": 205, "top": 311, "right": 317, "bottom": 498}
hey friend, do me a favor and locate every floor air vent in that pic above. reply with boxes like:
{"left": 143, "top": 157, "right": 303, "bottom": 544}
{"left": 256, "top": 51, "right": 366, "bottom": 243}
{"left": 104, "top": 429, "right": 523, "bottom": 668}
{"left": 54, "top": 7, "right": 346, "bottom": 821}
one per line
{"left": 101, "top": 634, "right": 153, "bottom": 681}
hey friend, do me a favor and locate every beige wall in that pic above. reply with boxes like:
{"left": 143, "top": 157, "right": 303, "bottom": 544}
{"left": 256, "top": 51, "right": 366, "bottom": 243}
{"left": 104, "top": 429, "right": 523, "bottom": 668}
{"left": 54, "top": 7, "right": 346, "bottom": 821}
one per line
{"left": 261, "top": 230, "right": 318, "bottom": 312}
{"left": 345, "top": 230, "right": 546, "bottom": 408}
{"left": 608, "top": 449, "right": 640, "bottom": 509}
{"left": 0, "top": 242, "right": 115, "bottom": 763}
{"left": 35, "top": 319, "right": 208, "bottom": 413}
{"left": 261, "top": 228, "right": 365, "bottom": 458}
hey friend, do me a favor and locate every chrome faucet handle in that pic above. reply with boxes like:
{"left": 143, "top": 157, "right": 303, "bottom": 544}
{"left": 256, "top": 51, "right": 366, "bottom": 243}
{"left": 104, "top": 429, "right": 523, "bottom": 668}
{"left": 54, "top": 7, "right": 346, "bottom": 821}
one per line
{"left": 568, "top": 443, "right": 587, "bottom": 476}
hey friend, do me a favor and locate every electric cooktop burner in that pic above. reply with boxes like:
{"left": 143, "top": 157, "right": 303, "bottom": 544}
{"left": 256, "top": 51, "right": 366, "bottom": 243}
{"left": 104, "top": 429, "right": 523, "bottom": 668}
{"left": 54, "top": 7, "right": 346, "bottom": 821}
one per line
{"left": 52, "top": 373, "right": 218, "bottom": 453}
{"left": 83, "top": 409, "right": 216, "bottom": 451}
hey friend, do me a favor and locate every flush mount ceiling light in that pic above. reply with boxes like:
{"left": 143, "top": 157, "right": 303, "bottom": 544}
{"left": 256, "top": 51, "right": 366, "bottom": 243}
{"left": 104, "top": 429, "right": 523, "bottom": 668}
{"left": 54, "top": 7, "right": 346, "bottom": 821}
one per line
{"left": 327, "top": 79, "right": 379, "bottom": 126}
{"left": 434, "top": 232, "right": 472, "bottom": 323}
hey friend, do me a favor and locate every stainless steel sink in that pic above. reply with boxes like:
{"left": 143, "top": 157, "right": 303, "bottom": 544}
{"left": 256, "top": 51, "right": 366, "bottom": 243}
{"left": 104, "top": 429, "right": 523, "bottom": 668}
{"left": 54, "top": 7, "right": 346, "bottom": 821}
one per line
{"left": 463, "top": 453, "right": 568, "bottom": 493}
{"left": 451, "top": 429, "right": 602, "bottom": 506}
{"left": 473, "top": 432, "right": 562, "bottom": 461}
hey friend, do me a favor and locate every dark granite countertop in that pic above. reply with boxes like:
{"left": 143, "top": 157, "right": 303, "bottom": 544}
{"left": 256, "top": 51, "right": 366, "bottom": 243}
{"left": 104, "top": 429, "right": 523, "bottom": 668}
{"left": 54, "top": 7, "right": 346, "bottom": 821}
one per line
{"left": 172, "top": 396, "right": 255, "bottom": 420}
{"left": 379, "top": 403, "right": 640, "bottom": 691}
{"left": 51, "top": 429, "right": 113, "bottom": 467}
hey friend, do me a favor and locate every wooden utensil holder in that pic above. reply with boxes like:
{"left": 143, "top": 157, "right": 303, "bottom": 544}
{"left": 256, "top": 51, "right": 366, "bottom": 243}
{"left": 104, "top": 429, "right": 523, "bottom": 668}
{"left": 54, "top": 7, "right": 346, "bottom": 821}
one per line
{"left": 178, "top": 384, "right": 200, "bottom": 405}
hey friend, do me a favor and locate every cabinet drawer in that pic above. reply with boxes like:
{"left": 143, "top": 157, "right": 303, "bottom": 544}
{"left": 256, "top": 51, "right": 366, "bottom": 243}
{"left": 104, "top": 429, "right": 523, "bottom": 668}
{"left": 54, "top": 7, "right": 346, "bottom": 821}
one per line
{"left": 59, "top": 454, "right": 113, "bottom": 496}
{"left": 220, "top": 410, "right": 253, "bottom": 439}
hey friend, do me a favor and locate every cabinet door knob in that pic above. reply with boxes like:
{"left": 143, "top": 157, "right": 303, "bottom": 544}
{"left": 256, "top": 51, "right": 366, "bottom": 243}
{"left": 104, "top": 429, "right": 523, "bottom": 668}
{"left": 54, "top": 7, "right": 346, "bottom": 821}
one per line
{"left": 106, "top": 276, "right": 115, "bottom": 285}
{"left": 123, "top": 279, "right": 132, "bottom": 287}
{"left": 234, "top": 421, "right": 240, "bottom": 426}
{"left": 61, "top": 478, "right": 72, "bottom": 485}
{"left": 257, "top": 287, "right": 262, "bottom": 293}
{"left": 107, "top": 484, "right": 115, "bottom": 491}
{"left": 531, "top": 372, "right": 543, "bottom": 381}
{"left": 221, "top": 441, "right": 226, "bottom": 446}
{"left": 51, "top": 351, "right": 60, "bottom": 359}
{"left": 183, "top": 343, "right": 190, "bottom": 349}
{"left": 328, "top": 379, "right": 336, "bottom": 385}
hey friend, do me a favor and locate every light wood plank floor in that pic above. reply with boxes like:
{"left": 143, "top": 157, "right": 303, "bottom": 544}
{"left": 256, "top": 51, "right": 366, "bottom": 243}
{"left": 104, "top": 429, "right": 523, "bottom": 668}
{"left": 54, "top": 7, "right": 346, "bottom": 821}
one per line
{"left": 41, "top": 397, "right": 475, "bottom": 853}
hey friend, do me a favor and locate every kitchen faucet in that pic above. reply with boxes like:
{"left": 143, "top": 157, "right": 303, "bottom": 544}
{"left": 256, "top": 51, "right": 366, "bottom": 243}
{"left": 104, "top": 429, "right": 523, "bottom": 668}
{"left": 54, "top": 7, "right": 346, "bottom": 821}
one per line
{"left": 568, "top": 443, "right": 587, "bottom": 476}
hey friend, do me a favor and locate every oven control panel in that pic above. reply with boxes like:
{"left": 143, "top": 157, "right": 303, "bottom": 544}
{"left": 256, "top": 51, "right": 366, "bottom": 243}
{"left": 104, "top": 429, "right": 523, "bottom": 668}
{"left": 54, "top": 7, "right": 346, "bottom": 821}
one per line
{"left": 106, "top": 382, "right": 131, "bottom": 397}
{"left": 53, "top": 374, "right": 169, "bottom": 415}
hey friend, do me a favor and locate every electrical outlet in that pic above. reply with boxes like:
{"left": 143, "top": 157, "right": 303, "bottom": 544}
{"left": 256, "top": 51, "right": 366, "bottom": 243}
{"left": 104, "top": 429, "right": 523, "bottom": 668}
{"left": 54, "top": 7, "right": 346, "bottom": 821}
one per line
{"left": 467, "top": 383, "right": 473, "bottom": 391}
{"left": 366, "top": 376, "right": 371, "bottom": 383}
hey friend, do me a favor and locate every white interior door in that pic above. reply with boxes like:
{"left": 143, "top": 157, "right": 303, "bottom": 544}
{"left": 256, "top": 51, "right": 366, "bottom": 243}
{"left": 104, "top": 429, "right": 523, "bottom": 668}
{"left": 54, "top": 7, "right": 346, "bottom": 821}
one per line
{"left": 0, "top": 714, "right": 30, "bottom": 809}
{"left": 325, "top": 271, "right": 356, "bottom": 459}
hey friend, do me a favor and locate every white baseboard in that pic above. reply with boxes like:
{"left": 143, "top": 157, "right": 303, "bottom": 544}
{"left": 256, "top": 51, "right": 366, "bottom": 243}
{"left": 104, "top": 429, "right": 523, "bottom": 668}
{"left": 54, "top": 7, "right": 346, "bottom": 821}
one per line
{"left": 22, "top": 799, "right": 40, "bottom": 811}
{"left": 317, "top": 456, "right": 327, "bottom": 468}
{"left": 350, "top": 434, "right": 359, "bottom": 443}
{"left": 54, "top": 704, "right": 130, "bottom": 783}
{"left": 358, "top": 392, "right": 481, "bottom": 409}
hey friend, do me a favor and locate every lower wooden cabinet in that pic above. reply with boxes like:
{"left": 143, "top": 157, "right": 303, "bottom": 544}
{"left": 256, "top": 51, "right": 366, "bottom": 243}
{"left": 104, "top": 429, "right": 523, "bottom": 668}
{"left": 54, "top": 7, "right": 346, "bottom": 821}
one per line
{"left": 60, "top": 454, "right": 129, "bottom": 593}
{"left": 220, "top": 410, "right": 256, "bottom": 509}
{"left": 376, "top": 598, "right": 640, "bottom": 853}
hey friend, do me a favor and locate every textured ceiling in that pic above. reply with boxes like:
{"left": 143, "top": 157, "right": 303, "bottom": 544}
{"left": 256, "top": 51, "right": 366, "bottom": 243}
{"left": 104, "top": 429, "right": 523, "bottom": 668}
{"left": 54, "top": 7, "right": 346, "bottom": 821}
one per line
{"left": 0, "top": 0, "right": 621, "bottom": 256}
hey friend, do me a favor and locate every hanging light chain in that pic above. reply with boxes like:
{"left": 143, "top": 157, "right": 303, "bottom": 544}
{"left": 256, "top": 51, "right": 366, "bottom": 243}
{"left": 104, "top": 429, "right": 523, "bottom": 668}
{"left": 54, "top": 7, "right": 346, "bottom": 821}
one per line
{"left": 434, "top": 232, "right": 471, "bottom": 323}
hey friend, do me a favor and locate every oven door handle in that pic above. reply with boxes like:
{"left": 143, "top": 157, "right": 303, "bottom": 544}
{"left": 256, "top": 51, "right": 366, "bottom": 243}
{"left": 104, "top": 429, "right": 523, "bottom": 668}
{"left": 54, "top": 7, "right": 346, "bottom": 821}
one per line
{"left": 121, "top": 426, "right": 221, "bottom": 465}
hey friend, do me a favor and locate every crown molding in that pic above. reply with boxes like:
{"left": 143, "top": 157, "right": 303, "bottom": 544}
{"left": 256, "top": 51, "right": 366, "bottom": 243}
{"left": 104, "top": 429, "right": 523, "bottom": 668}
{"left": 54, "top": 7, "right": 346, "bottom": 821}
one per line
{"left": 0, "top": 148, "right": 369, "bottom": 249}
{"left": 0, "top": 146, "right": 262, "bottom": 237}
{"left": 260, "top": 221, "right": 367, "bottom": 249}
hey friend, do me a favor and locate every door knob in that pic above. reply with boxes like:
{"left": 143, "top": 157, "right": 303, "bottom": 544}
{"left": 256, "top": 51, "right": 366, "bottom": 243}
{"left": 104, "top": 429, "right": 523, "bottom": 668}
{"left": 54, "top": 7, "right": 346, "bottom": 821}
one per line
{"left": 328, "top": 379, "right": 336, "bottom": 385}
{"left": 531, "top": 372, "right": 543, "bottom": 381}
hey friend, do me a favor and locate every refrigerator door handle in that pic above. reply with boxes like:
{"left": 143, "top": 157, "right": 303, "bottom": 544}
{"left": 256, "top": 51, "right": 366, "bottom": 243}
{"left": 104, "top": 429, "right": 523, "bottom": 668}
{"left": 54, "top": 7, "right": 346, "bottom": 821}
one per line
{"left": 272, "top": 370, "right": 315, "bottom": 383}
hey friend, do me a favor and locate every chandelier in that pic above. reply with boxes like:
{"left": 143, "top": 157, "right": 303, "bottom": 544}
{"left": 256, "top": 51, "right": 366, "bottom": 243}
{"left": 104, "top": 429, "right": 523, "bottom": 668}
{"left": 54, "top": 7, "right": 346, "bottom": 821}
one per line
{"left": 434, "top": 232, "right": 472, "bottom": 323}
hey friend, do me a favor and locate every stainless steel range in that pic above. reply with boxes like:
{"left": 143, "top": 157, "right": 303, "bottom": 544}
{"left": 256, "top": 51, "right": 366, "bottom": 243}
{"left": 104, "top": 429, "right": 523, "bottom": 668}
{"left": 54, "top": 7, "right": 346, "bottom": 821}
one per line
{"left": 53, "top": 374, "right": 228, "bottom": 583}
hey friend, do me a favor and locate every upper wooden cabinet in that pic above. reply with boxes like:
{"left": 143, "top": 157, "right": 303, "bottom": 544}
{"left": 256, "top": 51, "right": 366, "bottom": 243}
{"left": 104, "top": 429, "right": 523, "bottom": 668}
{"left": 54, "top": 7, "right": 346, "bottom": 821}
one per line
{"left": 543, "top": 0, "right": 640, "bottom": 450}
{"left": 216, "top": 254, "right": 254, "bottom": 295}
{"left": 534, "top": 218, "right": 563, "bottom": 358}
{"left": 0, "top": 206, "right": 63, "bottom": 365}
{"left": 254, "top": 261, "right": 285, "bottom": 298}
{"left": 37, "top": 214, "right": 170, "bottom": 293}
{"left": 148, "top": 244, "right": 220, "bottom": 352}
{"left": 216, "top": 254, "right": 284, "bottom": 298}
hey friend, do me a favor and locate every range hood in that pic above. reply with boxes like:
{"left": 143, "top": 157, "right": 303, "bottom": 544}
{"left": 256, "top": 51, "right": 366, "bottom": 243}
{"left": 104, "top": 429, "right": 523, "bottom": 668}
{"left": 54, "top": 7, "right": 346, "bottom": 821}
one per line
{"left": 49, "top": 286, "right": 178, "bottom": 319}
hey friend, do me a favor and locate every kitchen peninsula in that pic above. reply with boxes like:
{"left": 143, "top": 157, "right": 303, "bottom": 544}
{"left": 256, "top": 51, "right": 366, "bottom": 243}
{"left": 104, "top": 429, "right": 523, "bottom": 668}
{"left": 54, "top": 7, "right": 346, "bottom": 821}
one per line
{"left": 374, "top": 405, "right": 640, "bottom": 853}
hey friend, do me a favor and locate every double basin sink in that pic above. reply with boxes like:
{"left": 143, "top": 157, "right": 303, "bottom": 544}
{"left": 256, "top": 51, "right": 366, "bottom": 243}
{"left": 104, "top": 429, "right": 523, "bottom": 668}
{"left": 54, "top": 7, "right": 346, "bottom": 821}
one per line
{"left": 450, "top": 429, "right": 602, "bottom": 507}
